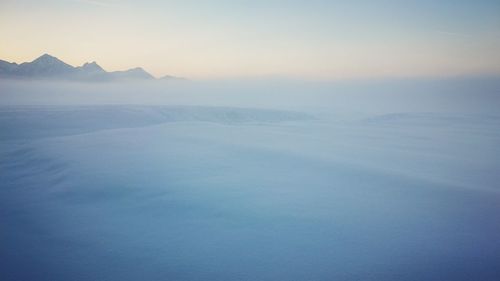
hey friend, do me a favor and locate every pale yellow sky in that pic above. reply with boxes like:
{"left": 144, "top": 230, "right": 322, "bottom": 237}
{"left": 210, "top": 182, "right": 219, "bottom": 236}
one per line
{"left": 1, "top": 0, "right": 500, "bottom": 79}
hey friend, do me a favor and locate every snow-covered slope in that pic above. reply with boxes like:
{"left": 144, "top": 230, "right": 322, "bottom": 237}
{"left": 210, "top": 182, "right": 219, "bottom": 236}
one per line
{"left": 0, "top": 105, "right": 313, "bottom": 140}
{"left": 1, "top": 79, "right": 500, "bottom": 281}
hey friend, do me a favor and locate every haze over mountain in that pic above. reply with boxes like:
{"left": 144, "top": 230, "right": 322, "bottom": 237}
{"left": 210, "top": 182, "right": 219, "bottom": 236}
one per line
{"left": 0, "top": 54, "right": 181, "bottom": 82}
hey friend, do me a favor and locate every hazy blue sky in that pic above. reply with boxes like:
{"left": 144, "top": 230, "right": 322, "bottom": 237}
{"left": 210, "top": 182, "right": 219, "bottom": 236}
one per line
{"left": 1, "top": 0, "right": 499, "bottom": 79}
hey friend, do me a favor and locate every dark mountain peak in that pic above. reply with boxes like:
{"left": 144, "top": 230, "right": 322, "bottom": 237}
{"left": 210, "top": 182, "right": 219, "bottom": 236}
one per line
{"left": 128, "top": 67, "right": 146, "bottom": 72}
{"left": 0, "top": 59, "right": 19, "bottom": 74}
{"left": 38, "top": 53, "right": 56, "bottom": 59}
{"left": 15, "top": 53, "right": 75, "bottom": 77}
{"left": 80, "top": 61, "right": 105, "bottom": 72}
{"left": 0, "top": 54, "right": 177, "bottom": 81}
{"left": 32, "top": 53, "right": 64, "bottom": 64}
{"left": 112, "top": 67, "right": 155, "bottom": 79}
{"left": 0, "top": 59, "right": 18, "bottom": 67}
{"left": 26, "top": 54, "right": 74, "bottom": 72}
{"left": 0, "top": 59, "right": 18, "bottom": 65}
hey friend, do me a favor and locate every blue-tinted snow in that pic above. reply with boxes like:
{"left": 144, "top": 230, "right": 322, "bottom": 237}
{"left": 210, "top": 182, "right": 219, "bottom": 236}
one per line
{"left": 1, "top": 78, "right": 500, "bottom": 281}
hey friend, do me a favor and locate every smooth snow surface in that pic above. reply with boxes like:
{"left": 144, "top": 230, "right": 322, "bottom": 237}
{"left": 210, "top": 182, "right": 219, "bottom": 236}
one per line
{"left": 1, "top": 79, "right": 500, "bottom": 281}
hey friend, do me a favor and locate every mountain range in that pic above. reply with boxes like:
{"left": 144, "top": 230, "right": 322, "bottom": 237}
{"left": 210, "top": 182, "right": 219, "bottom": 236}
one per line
{"left": 0, "top": 54, "right": 180, "bottom": 81}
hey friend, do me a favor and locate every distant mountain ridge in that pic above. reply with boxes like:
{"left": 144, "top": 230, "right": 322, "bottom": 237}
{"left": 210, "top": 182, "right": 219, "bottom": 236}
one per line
{"left": 0, "top": 54, "right": 180, "bottom": 81}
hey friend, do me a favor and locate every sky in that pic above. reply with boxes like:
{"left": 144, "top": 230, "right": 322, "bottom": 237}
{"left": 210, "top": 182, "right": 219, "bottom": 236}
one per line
{"left": 1, "top": 0, "right": 499, "bottom": 79}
